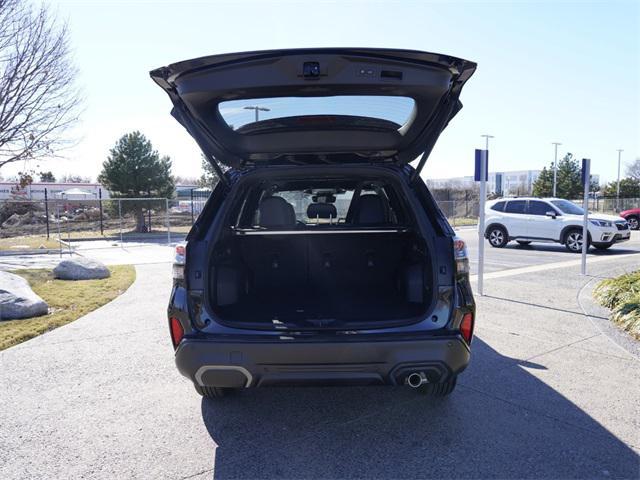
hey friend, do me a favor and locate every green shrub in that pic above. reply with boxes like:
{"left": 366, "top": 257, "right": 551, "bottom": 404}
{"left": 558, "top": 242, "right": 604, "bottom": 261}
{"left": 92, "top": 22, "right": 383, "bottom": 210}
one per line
{"left": 594, "top": 270, "right": 640, "bottom": 339}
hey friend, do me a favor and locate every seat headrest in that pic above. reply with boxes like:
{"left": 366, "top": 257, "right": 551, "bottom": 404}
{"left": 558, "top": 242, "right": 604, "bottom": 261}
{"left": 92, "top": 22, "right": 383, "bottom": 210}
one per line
{"left": 355, "top": 194, "right": 388, "bottom": 225}
{"left": 258, "top": 196, "right": 296, "bottom": 228}
{"left": 307, "top": 203, "right": 337, "bottom": 220}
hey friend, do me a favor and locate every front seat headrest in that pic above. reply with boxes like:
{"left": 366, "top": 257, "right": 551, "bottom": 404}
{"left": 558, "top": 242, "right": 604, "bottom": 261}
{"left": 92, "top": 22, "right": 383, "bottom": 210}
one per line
{"left": 258, "top": 196, "right": 296, "bottom": 228}
{"left": 355, "top": 194, "right": 388, "bottom": 225}
{"left": 307, "top": 203, "right": 337, "bottom": 220}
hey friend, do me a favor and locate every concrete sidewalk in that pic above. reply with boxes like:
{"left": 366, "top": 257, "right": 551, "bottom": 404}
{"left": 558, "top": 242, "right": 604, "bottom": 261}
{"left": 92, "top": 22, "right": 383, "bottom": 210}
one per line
{"left": 0, "top": 241, "right": 175, "bottom": 270}
{"left": 0, "top": 258, "right": 638, "bottom": 479}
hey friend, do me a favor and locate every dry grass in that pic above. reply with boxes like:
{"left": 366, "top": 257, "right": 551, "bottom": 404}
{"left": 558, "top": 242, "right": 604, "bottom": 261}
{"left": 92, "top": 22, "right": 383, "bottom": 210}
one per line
{"left": 0, "top": 235, "right": 62, "bottom": 251}
{"left": 0, "top": 265, "right": 136, "bottom": 350}
{"left": 593, "top": 270, "right": 640, "bottom": 339}
{"left": 449, "top": 217, "right": 478, "bottom": 227}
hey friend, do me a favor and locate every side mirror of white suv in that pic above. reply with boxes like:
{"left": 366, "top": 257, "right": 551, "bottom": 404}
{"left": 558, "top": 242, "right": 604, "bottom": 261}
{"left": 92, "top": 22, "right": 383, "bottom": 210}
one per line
{"left": 545, "top": 211, "right": 557, "bottom": 219}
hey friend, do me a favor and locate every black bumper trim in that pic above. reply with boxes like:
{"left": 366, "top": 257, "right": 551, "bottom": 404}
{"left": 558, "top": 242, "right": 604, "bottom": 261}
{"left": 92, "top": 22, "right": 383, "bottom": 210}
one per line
{"left": 175, "top": 336, "right": 470, "bottom": 388}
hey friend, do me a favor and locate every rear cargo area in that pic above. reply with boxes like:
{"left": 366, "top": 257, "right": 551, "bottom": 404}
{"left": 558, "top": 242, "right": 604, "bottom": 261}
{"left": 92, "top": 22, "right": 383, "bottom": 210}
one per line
{"left": 210, "top": 231, "right": 432, "bottom": 326}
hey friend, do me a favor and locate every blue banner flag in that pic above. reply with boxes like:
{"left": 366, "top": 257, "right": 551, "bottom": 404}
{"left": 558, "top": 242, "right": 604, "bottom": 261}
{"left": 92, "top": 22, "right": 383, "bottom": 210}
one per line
{"left": 475, "top": 149, "right": 488, "bottom": 181}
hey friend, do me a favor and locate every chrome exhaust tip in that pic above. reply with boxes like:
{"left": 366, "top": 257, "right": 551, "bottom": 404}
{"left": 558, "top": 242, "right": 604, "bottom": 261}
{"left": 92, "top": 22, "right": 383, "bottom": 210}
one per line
{"left": 406, "top": 372, "right": 428, "bottom": 388}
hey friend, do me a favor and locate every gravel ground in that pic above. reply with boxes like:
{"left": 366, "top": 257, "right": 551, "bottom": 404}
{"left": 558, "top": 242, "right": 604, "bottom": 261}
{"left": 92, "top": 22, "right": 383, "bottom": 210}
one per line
{"left": 0, "top": 253, "right": 638, "bottom": 479}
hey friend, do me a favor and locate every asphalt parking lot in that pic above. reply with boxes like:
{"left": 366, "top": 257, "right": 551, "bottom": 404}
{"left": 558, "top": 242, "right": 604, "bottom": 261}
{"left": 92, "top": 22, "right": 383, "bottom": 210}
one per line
{"left": 457, "top": 227, "right": 640, "bottom": 276}
{"left": 1, "top": 231, "right": 639, "bottom": 479}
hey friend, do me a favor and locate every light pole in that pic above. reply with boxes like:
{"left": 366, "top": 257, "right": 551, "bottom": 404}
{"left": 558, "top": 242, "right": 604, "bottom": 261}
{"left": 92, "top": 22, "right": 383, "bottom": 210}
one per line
{"left": 481, "top": 134, "right": 494, "bottom": 152}
{"left": 552, "top": 142, "right": 562, "bottom": 197}
{"left": 616, "top": 149, "right": 623, "bottom": 212}
{"left": 478, "top": 134, "right": 493, "bottom": 296}
{"left": 243, "top": 105, "right": 271, "bottom": 122}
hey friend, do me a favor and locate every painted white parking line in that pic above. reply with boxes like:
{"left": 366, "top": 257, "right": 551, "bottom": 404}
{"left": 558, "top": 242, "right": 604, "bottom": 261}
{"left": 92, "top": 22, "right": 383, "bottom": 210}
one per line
{"left": 470, "top": 251, "right": 640, "bottom": 280}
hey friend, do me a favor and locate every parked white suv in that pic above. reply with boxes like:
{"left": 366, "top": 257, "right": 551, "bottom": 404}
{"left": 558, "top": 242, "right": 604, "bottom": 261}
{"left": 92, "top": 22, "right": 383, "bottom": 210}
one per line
{"left": 484, "top": 197, "right": 631, "bottom": 252}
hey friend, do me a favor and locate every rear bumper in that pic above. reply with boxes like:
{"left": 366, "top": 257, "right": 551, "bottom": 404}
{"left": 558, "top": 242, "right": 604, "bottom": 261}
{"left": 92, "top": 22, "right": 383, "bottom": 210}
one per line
{"left": 175, "top": 336, "right": 470, "bottom": 388}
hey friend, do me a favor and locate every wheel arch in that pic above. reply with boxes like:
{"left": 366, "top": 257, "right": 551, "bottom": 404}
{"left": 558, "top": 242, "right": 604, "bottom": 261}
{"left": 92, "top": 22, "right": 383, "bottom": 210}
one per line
{"left": 484, "top": 222, "right": 509, "bottom": 239}
{"left": 560, "top": 225, "right": 592, "bottom": 243}
{"left": 624, "top": 214, "right": 638, "bottom": 226}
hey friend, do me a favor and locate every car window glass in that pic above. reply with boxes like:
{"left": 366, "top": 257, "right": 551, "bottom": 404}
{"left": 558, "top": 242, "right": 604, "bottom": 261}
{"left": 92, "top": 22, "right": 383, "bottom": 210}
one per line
{"left": 528, "top": 201, "right": 552, "bottom": 215}
{"left": 551, "top": 200, "right": 584, "bottom": 215}
{"left": 504, "top": 200, "right": 526, "bottom": 214}
{"left": 491, "top": 201, "right": 506, "bottom": 212}
{"left": 219, "top": 96, "right": 416, "bottom": 131}
{"left": 242, "top": 183, "right": 403, "bottom": 227}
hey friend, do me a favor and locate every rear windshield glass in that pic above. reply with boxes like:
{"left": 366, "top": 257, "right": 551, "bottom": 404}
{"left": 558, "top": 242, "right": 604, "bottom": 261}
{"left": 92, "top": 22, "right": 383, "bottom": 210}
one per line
{"left": 218, "top": 96, "right": 415, "bottom": 130}
{"left": 234, "top": 180, "right": 406, "bottom": 229}
{"left": 490, "top": 201, "right": 506, "bottom": 212}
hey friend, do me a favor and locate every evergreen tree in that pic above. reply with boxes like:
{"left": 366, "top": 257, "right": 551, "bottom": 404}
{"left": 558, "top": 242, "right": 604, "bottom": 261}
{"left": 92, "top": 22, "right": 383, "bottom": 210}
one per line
{"left": 603, "top": 178, "right": 640, "bottom": 198}
{"left": 532, "top": 153, "right": 587, "bottom": 199}
{"left": 98, "top": 131, "right": 175, "bottom": 232}
{"left": 532, "top": 166, "right": 553, "bottom": 197}
{"left": 198, "top": 155, "right": 228, "bottom": 188}
{"left": 39, "top": 171, "right": 56, "bottom": 182}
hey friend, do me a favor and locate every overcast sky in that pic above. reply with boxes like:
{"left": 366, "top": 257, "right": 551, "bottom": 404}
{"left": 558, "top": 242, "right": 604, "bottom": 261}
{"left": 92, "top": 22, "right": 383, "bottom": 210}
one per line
{"left": 3, "top": 0, "right": 638, "bottom": 184}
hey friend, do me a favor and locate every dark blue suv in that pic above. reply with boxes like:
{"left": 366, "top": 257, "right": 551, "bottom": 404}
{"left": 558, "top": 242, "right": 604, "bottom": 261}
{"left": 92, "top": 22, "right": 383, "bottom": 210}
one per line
{"left": 151, "top": 48, "right": 476, "bottom": 398}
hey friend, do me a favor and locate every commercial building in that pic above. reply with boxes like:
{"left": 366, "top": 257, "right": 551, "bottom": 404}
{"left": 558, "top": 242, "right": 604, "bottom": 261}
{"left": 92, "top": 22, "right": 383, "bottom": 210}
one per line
{"left": 0, "top": 182, "right": 212, "bottom": 201}
{"left": 0, "top": 182, "right": 110, "bottom": 200}
{"left": 427, "top": 170, "right": 543, "bottom": 195}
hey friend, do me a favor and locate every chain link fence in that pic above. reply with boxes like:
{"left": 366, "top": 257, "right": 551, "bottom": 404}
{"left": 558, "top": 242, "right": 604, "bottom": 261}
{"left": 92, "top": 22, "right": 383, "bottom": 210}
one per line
{"left": 1, "top": 193, "right": 637, "bottom": 253}
{"left": 576, "top": 197, "right": 640, "bottom": 214}
{"left": 0, "top": 193, "right": 209, "bottom": 253}
{"left": 436, "top": 200, "right": 480, "bottom": 227}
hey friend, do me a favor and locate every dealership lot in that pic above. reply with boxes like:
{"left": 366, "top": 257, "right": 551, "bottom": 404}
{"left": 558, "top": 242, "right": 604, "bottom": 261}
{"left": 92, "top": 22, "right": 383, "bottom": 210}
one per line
{"left": 458, "top": 227, "right": 640, "bottom": 276}
{"left": 1, "top": 230, "right": 639, "bottom": 478}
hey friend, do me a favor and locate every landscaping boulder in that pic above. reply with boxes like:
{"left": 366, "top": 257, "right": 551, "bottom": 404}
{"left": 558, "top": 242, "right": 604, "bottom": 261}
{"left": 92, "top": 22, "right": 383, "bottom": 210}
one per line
{"left": 0, "top": 271, "right": 48, "bottom": 320}
{"left": 53, "top": 257, "right": 110, "bottom": 280}
{"left": 1, "top": 213, "right": 21, "bottom": 228}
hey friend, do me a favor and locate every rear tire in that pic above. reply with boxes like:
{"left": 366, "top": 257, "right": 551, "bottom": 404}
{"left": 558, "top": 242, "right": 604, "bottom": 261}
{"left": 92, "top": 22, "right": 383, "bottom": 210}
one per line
{"left": 194, "top": 385, "right": 233, "bottom": 399}
{"left": 564, "top": 229, "right": 589, "bottom": 253}
{"left": 487, "top": 226, "right": 508, "bottom": 248}
{"left": 417, "top": 376, "right": 457, "bottom": 397}
{"left": 627, "top": 215, "right": 639, "bottom": 230}
{"left": 516, "top": 240, "right": 531, "bottom": 246}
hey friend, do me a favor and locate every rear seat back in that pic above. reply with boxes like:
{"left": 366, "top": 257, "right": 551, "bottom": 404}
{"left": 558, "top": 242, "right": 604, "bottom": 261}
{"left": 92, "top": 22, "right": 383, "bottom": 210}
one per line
{"left": 307, "top": 203, "right": 337, "bottom": 221}
{"left": 258, "top": 196, "right": 296, "bottom": 228}
{"left": 352, "top": 194, "right": 389, "bottom": 225}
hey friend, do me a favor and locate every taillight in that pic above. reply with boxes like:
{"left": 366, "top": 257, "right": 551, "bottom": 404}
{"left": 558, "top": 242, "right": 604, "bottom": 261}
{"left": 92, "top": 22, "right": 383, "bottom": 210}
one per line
{"left": 169, "top": 317, "right": 184, "bottom": 348}
{"left": 453, "top": 236, "right": 470, "bottom": 275}
{"left": 173, "top": 244, "right": 186, "bottom": 280}
{"left": 460, "top": 312, "right": 474, "bottom": 344}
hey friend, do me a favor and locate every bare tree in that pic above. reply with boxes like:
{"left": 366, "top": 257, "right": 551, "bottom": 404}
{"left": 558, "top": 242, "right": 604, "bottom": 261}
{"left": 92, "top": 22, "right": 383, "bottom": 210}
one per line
{"left": 59, "top": 173, "right": 90, "bottom": 183}
{"left": 627, "top": 158, "right": 640, "bottom": 181}
{"left": 0, "top": 0, "right": 81, "bottom": 170}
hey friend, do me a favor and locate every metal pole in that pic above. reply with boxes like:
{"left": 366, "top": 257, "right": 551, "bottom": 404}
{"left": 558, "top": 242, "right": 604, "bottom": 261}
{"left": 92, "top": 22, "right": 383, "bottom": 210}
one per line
{"left": 166, "top": 198, "right": 171, "bottom": 246}
{"left": 478, "top": 151, "right": 487, "bottom": 296}
{"left": 67, "top": 214, "right": 71, "bottom": 256}
{"left": 56, "top": 203, "right": 62, "bottom": 258}
{"left": 44, "top": 188, "right": 50, "bottom": 239}
{"left": 190, "top": 188, "right": 195, "bottom": 224}
{"left": 616, "top": 149, "right": 623, "bottom": 212}
{"left": 98, "top": 188, "right": 104, "bottom": 236}
{"left": 552, "top": 142, "right": 561, "bottom": 197}
{"left": 478, "top": 134, "right": 493, "bottom": 296}
{"left": 118, "top": 199, "right": 123, "bottom": 245}
{"left": 581, "top": 159, "right": 590, "bottom": 275}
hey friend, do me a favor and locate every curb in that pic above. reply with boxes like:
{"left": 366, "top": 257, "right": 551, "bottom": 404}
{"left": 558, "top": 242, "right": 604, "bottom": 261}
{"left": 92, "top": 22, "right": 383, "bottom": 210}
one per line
{"left": 0, "top": 248, "right": 68, "bottom": 257}
{"left": 577, "top": 272, "right": 640, "bottom": 359}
